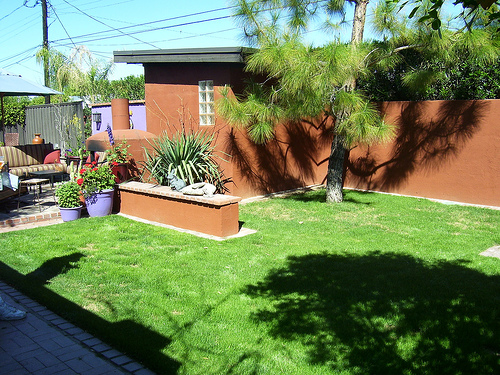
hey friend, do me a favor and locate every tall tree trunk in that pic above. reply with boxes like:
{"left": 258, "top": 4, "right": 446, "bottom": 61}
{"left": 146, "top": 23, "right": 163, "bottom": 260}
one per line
{"left": 326, "top": 134, "right": 346, "bottom": 203}
{"left": 351, "top": 0, "right": 369, "bottom": 45}
{"left": 325, "top": 0, "right": 369, "bottom": 203}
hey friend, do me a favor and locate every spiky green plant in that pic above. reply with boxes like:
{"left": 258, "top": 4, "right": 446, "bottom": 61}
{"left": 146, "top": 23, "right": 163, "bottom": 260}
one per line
{"left": 142, "top": 129, "right": 230, "bottom": 193}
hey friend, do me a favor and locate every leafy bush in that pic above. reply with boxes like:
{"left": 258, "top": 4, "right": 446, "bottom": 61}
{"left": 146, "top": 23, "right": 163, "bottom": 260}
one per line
{"left": 55, "top": 181, "right": 82, "bottom": 208}
{"left": 106, "top": 140, "right": 131, "bottom": 164}
{"left": 359, "top": 50, "right": 500, "bottom": 101}
{"left": 0, "top": 97, "right": 29, "bottom": 127}
{"left": 142, "top": 129, "right": 230, "bottom": 193}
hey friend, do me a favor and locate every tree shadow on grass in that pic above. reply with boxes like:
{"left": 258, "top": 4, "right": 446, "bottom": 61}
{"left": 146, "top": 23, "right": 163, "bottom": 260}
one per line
{"left": 0, "top": 258, "right": 181, "bottom": 374}
{"left": 243, "top": 252, "right": 500, "bottom": 374}
{"left": 284, "top": 189, "right": 374, "bottom": 205}
{"left": 26, "top": 253, "right": 85, "bottom": 284}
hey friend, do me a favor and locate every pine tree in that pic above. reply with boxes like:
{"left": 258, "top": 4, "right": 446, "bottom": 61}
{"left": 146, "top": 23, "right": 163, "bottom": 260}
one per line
{"left": 218, "top": 0, "right": 500, "bottom": 202}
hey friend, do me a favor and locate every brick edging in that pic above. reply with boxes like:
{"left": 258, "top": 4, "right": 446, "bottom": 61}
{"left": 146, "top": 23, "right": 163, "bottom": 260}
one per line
{"left": 0, "top": 211, "right": 61, "bottom": 229}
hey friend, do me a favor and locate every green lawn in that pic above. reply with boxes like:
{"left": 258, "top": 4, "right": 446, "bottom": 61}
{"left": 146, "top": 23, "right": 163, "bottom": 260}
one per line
{"left": 0, "top": 189, "right": 499, "bottom": 374}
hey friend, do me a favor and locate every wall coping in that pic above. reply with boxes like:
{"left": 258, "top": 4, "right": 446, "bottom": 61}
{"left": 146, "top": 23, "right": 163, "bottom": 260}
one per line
{"left": 117, "top": 181, "right": 241, "bottom": 206}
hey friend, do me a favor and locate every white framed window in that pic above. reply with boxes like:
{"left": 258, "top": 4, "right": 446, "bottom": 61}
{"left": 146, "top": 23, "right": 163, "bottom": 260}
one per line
{"left": 199, "top": 80, "right": 215, "bottom": 126}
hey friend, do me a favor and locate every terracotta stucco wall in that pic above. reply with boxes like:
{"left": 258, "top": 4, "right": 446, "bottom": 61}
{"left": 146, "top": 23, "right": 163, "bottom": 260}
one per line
{"left": 144, "top": 63, "right": 332, "bottom": 198}
{"left": 345, "top": 100, "right": 500, "bottom": 207}
{"left": 144, "top": 64, "right": 499, "bottom": 206}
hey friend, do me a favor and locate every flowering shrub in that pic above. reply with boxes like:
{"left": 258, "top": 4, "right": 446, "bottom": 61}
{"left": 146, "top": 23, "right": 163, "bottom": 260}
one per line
{"left": 77, "top": 161, "right": 116, "bottom": 196}
{"left": 105, "top": 124, "right": 131, "bottom": 164}
{"left": 107, "top": 140, "right": 131, "bottom": 164}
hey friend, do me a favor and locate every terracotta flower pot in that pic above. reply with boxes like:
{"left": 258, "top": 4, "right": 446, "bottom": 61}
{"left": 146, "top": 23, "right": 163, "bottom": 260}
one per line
{"left": 32, "top": 133, "right": 44, "bottom": 144}
{"left": 111, "top": 163, "right": 129, "bottom": 183}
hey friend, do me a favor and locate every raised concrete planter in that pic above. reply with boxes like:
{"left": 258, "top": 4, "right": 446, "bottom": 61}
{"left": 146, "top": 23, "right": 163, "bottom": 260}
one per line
{"left": 117, "top": 181, "right": 241, "bottom": 237}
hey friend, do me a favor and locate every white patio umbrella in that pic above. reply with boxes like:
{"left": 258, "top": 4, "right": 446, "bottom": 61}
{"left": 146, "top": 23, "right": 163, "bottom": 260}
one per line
{"left": 0, "top": 70, "right": 61, "bottom": 129}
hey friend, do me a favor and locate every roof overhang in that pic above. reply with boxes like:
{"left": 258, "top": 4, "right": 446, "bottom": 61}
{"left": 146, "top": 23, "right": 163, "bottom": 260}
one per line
{"left": 113, "top": 47, "right": 255, "bottom": 64}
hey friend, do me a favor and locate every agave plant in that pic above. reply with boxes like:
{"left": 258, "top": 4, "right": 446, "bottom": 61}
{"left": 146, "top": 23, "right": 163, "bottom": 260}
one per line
{"left": 142, "top": 129, "right": 230, "bottom": 193}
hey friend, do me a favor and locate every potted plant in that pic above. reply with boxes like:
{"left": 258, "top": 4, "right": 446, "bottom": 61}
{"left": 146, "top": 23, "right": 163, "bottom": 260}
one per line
{"left": 65, "top": 147, "right": 89, "bottom": 166}
{"left": 107, "top": 140, "right": 131, "bottom": 183}
{"left": 77, "top": 161, "right": 116, "bottom": 217}
{"left": 54, "top": 180, "right": 83, "bottom": 222}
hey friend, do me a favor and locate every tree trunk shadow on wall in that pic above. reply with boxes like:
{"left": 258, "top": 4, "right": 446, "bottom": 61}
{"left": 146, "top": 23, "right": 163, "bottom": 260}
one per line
{"left": 224, "top": 116, "right": 332, "bottom": 194}
{"left": 347, "top": 100, "right": 489, "bottom": 190}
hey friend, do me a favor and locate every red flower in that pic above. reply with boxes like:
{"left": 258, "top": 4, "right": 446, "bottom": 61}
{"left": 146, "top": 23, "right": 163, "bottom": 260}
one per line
{"left": 92, "top": 161, "right": 97, "bottom": 165}
{"left": 79, "top": 169, "right": 86, "bottom": 175}
{"left": 76, "top": 178, "right": 84, "bottom": 186}
{"left": 112, "top": 161, "right": 118, "bottom": 166}
{"left": 92, "top": 167, "right": 98, "bottom": 172}
{"left": 85, "top": 164, "right": 91, "bottom": 168}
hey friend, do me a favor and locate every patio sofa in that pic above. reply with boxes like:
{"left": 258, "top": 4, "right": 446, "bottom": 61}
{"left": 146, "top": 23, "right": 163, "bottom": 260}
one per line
{"left": 0, "top": 144, "right": 67, "bottom": 177}
{"left": 0, "top": 144, "right": 66, "bottom": 202}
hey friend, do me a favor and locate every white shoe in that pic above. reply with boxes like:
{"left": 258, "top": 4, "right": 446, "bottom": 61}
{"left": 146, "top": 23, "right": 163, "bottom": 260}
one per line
{"left": 0, "top": 299, "right": 27, "bottom": 320}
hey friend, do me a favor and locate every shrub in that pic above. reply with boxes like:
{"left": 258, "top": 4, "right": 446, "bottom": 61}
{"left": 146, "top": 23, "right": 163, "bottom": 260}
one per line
{"left": 55, "top": 181, "right": 82, "bottom": 208}
{"left": 142, "top": 129, "right": 230, "bottom": 193}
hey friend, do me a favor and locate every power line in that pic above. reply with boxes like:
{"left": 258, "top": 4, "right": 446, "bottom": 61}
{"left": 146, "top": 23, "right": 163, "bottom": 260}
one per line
{"left": 49, "top": 0, "right": 331, "bottom": 47}
{"left": 2, "top": 0, "right": 334, "bottom": 76}
{"left": 49, "top": 3, "right": 77, "bottom": 48}
{"left": 0, "top": 4, "right": 25, "bottom": 22}
{"left": 4, "top": 51, "right": 39, "bottom": 69}
{"left": 50, "top": 5, "right": 238, "bottom": 45}
{"left": 0, "top": 14, "right": 40, "bottom": 43}
{"left": 59, "top": 0, "right": 160, "bottom": 49}
{"left": 52, "top": 14, "right": 234, "bottom": 46}
{"left": 0, "top": 46, "right": 41, "bottom": 65}
{"left": 52, "top": 26, "right": 239, "bottom": 49}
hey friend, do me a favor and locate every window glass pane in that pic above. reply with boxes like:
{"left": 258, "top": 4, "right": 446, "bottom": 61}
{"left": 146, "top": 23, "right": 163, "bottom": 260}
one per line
{"left": 199, "top": 80, "right": 214, "bottom": 125}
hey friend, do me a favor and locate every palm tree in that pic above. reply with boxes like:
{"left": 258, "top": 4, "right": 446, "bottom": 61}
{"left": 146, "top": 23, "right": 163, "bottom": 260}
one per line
{"left": 37, "top": 46, "right": 113, "bottom": 104}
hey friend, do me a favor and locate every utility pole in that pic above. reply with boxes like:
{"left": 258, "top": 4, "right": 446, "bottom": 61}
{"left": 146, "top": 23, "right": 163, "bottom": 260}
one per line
{"left": 42, "top": 0, "right": 50, "bottom": 104}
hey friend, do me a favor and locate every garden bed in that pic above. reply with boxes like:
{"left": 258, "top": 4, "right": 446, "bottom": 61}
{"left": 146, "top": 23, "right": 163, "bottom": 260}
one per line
{"left": 116, "top": 181, "right": 241, "bottom": 237}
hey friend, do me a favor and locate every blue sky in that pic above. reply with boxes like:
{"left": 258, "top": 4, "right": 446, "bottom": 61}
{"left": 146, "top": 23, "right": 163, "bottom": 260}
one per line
{"left": 1, "top": 0, "right": 459, "bottom": 86}
{"left": 0, "top": 0, "right": 246, "bottom": 83}
{"left": 0, "top": 0, "right": 364, "bottom": 84}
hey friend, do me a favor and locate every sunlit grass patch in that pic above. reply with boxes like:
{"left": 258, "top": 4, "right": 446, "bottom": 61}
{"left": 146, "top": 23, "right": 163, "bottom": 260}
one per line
{"left": 0, "top": 189, "right": 498, "bottom": 374}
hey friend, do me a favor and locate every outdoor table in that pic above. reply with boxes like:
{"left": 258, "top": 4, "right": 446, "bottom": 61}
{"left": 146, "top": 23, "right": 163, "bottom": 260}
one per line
{"left": 29, "top": 170, "right": 67, "bottom": 188}
{"left": 18, "top": 178, "right": 49, "bottom": 212}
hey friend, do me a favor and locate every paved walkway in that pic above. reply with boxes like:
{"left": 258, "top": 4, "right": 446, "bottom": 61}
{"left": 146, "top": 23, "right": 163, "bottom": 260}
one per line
{"left": 0, "top": 186, "right": 62, "bottom": 232}
{"left": 0, "top": 281, "right": 155, "bottom": 375}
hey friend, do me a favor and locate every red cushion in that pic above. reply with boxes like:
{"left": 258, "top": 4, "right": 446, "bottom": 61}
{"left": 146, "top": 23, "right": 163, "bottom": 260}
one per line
{"left": 44, "top": 150, "right": 61, "bottom": 164}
